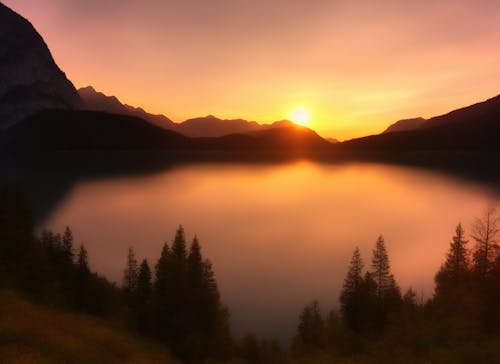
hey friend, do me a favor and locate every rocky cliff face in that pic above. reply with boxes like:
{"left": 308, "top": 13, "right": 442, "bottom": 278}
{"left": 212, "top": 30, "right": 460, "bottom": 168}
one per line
{"left": 0, "top": 3, "right": 81, "bottom": 128}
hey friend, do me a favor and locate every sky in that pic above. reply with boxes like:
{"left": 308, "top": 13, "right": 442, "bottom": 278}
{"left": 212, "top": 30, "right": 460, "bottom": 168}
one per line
{"left": 4, "top": 0, "right": 500, "bottom": 139}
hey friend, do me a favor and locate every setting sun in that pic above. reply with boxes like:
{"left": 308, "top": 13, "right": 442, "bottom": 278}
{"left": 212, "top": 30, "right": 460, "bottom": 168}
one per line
{"left": 290, "top": 107, "right": 310, "bottom": 126}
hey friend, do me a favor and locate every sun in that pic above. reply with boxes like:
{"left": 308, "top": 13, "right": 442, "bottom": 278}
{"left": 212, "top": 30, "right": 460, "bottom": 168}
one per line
{"left": 290, "top": 107, "right": 310, "bottom": 126}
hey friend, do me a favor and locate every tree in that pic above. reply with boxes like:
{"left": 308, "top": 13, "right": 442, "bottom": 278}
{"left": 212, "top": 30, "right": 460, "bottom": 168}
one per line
{"left": 340, "top": 247, "right": 365, "bottom": 333}
{"left": 136, "top": 259, "right": 152, "bottom": 334}
{"left": 123, "top": 247, "right": 139, "bottom": 299}
{"left": 61, "top": 226, "right": 74, "bottom": 264}
{"left": 77, "top": 244, "right": 89, "bottom": 272}
{"left": 472, "top": 207, "right": 499, "bottom": 279}
{"left": 295, "top": 300, "right": 325, "bottom": 353}
{"left": 137, "top": 259, "right": 152, "bottom": 301}
{"left": 370, "top": 235, "right": 401, "bottom": 327}
{"left": 435, "top": 223, "right": 470, "bottom": 299}
{"left": 153, "top": 242, "right": 172, "bottom": 341}
{"left": 371, "top": 235, "right": 395, "bottom": 300}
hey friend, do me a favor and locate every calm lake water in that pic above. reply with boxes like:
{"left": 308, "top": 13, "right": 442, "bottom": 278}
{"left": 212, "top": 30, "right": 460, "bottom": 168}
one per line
{"left": 33, "top": 160, "right": 499, "bottom": 340}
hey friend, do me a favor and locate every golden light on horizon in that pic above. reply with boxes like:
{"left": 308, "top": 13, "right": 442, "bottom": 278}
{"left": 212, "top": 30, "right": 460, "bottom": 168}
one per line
{"left": 290, "top": 107, "right": 311, "bottom": 127}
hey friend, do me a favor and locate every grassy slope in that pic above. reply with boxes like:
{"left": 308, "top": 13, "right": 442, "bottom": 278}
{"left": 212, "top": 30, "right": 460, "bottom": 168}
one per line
{"left": 0, "top": 291, "right": 177, "bottom": 364}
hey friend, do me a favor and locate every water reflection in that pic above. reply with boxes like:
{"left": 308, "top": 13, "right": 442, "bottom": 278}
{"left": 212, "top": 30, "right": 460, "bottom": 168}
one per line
{"left": 36, "top": 161, "right": 499, "bottom": 340}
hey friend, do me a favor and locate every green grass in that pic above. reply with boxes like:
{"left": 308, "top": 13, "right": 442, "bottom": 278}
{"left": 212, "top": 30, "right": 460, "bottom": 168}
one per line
{"left": 0, "top": 290, "right": 177, "bottom": 364}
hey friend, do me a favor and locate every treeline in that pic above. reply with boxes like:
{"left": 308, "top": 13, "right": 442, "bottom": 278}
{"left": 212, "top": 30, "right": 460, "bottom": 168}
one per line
{"left": 291, "top": 208, "right": 500, "bottom": 363}
{"left": 121, "top": 228, "right": 232, "bottom": 361}
{"left": 0, "top": 185, "right": 231, "bottom": 362}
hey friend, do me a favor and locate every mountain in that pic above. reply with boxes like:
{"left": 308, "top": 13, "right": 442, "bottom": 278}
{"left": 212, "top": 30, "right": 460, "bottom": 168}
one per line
{"left": 193, "top": 123, "right": 331, "bottom": 151}
{"left": 0, "top": 3, "right": 81, "bottom": 129}
{"left": 78, "top": 86, "right": 328, "bottom": 139}
{"left": 176, "top": 115, "right": 262, "bottom": 137}
{"left": 383, "top": 117, "right": 426, "bottom": 133}
{"left": 340, "top": 95, "right": 500, "bottom": 151}
{"left": 78, "top": 86, "right": 176, "bottom": 130}
{"left": 1, "top": 109, "right": 330, "bottom": 152}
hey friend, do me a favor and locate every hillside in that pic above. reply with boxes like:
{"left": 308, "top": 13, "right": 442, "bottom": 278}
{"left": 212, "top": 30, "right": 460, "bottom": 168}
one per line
{"left": 340, "top": 95, "right": 500, "bottom": 151}
{"left": 1, "top": 110, "right": 189, "bottom": 151}
{"left": 0, "top": 290, "right": 176, "bottom": 364}
{"left": 382, "top": 117, "right": 426, "bottom": 134}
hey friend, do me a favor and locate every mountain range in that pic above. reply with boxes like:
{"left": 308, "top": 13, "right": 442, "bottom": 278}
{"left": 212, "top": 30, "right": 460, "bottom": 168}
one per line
{"left": 0, "top": 2, "right": 498, "bottom": 155}
{"left": 78, "top": 86, "right": 310, "bottom": 138}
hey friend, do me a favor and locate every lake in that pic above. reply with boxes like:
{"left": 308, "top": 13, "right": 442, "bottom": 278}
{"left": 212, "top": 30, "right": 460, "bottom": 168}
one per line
{"left": 22, "top": 158, "right": 500, "bottom": 341}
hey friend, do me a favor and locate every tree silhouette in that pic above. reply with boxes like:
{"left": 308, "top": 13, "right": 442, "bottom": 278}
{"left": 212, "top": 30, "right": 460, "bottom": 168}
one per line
{"left": 77, "top": 244, "right": 89, "bottom": 272}
{"left": 136, "top": 259, "right": 152, "bottom": 334}
{"left": 435, "top": 223, "right": 470, "bottom": 302}
{"left": 153, "top": 242, "right": 171, "bottom": 342}
{"left": 472, "top": 207, "right": 499, "bottom": 279}
{"left": 340, "top": 247, "right": 364, "bottom": 333}
{"left": 370, "top": 235, "right": 396, "bottom": 299}
{"left": 123, "top": 247, "right": 139, "bottom": 302}
{"left": 295, "top": 300, "right": 324, "bottom": 353}
{"left": 61, "top": 226, "right": 74, "bottom": 264}
{"left": 370, "top": 235, "right": 401, "bottom": 328}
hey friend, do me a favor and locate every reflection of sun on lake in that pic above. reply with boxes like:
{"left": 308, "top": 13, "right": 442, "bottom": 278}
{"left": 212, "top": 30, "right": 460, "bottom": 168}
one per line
{"left": 39, "top": 161, "right": 500, "bottom": 340}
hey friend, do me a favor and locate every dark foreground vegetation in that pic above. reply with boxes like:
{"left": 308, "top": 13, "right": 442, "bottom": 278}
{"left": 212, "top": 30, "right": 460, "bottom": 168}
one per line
{"left": 1, "top": 184, "right": 500, "bottom": 363}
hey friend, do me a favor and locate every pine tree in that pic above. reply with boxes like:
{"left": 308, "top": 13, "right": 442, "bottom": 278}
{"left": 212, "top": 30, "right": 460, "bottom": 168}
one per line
{"left": 370, "top": 235, "right": 401, "bottom": 328}
{"left": 137, "top": 259, "right": 152, "bottom": 301}
{"left": 153, "top": 242, "right": 171, "bottom": 341}
{"left": 340, "top": 247, "right": 365, "bottom": 333}
{"left": 76, "top": 244, "right": 89, "bottom": 272}
{"left": 123, "top": 247, "right": 139, "bottom": 299}
{"left": 61, "top": 226, "right": 74, "bottom": 264}
{"left": 295, "top": 300, "right": 324, "bottom": 352}
{"left": 435, "top": 223, "right": 469, "bottom": 298}
{"left": 472, "top": 207, "right": 499, "bottom": 279}
{"left": 371, "top": 235, "right": 394, "bottom": 299}
{"left": 136, "top": 259, "right": 152, "bottom": 334}
{"left": 172, "top": 225, "right": 188, "bottom": 264}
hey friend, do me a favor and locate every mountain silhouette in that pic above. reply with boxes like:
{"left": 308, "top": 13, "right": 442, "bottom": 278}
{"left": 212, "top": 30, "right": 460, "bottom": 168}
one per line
{"left": 383, "top": 117, "right": 426, "bottom": 134}
{"left": 0, "top": 3, "right": 81, "bottom": 129}
{"left": 340, "top": 95, "right": 500, "bottom": 151}
{"left": 79, "top": 86, "right": 321, "bottom": 138}
{"left": 1, "top": 110, "right": 330, "bottom": 152}
{"left": 78, "top": 86, "right": 176, "bottom": 130}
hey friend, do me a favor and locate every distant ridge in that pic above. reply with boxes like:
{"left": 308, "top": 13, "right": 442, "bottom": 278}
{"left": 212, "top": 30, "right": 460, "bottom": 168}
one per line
{"left": 78, "top": 86, "right": 176, "bottom": 130}
{"left": 340, "top": 94, "right": 500, "bottom": 151}
{"left": 383, "top": 117, "right": 426, "bottom": 134}
{"left": 79, "top": 86, "right": 327, "bottom": 139}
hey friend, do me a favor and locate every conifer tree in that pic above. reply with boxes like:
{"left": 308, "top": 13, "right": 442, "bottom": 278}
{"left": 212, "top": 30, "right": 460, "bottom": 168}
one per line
{"left": 371, "top": 235, "right": 395, "bottom": 299}
{"left": 123, "top": 247, "right": 139, "bottom": 298}
{"left": 77, "top": 244, "right": 89, "bottom": 272}
{"left": 61, "top": 226, "right": 74, "bottom": 264}
{"left": 153, "top": 242, "right": 172, "bottom": 342}
{"left": 370, "top": 235, "right": 401, "bottom": 328}
{"left": 472, "top": 207, "right": 499, "bottom": 279}
{"left": 340, "top": 247, "right": 364, "bottom": 332}
{"left": 137, "top": 259, "right": 152, "bottom": 301}
{"left": 136, "top": 259, "right": 152, "bottom": 333}
{"left": 296, "top": 300, "right": 324, "bottom": 352}
{"left": 435, "top": 223, "right": 469, "bottom": 298}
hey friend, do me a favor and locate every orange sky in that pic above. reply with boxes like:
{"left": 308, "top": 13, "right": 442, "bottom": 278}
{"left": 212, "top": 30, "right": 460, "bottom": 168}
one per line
{"left": 4, "top": 0, "right": 500, "bottom": 139}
